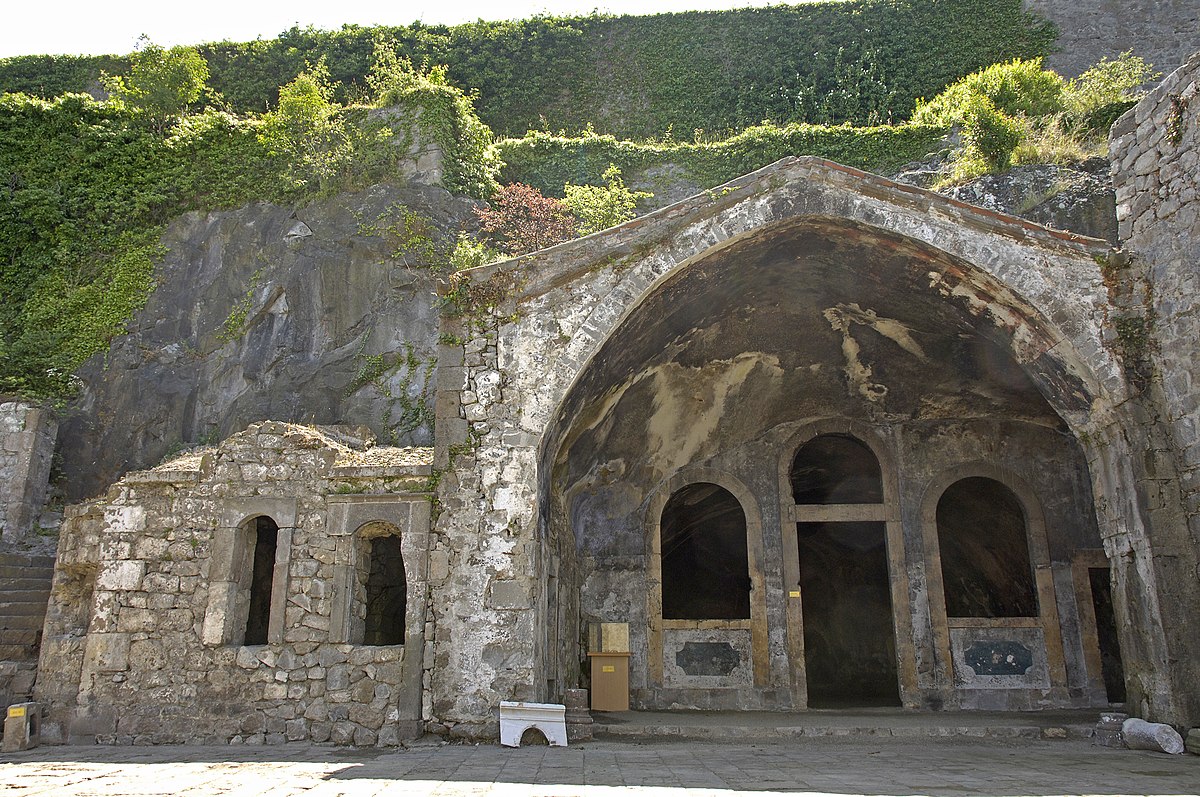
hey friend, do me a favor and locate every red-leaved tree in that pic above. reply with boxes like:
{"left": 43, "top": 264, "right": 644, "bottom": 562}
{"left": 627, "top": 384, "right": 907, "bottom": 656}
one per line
{"left": 474, "top": 183, "right": 577, "bottom": 256}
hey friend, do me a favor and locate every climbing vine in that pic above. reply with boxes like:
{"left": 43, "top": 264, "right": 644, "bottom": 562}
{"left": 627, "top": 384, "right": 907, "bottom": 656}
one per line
{"left": 347, "top": 339, "right": 436, "bottom": 443}
{"left": 498, "top": 122, "right": 949, "bottom": 197}
{"left": 0, "top": 1, "right": 1056, "bottom": 138}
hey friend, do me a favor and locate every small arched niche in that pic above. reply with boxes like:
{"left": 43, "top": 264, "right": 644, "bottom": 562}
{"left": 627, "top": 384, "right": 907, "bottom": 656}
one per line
{"left": 791, "top": 434, "right": 884, "bottom": 505}
{"left": 243, "top": 515, "right": 279, "bottom": 646}
{"left": 354, "top": 522, "right": 407, "bottom": 645}
{"left": 936, "top": 477, "right": 1038, "bottom": 618}
{"left": 660, "top": 483, "right": 751, "bottom": 620}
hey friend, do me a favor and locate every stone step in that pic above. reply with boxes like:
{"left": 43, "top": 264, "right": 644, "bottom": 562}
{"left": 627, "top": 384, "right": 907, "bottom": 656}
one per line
{"left": 0, "top": 577, "right": 55, "bottom": 592}
{"left": 0, "top": 553, "right": 57, "bottom": 569}
{"left": 0, "top": 602, "right": 49, "bottom": 617}
{"left": 0, "top": 589, "right": 52, "bottom": 604}
{"left": 0, "top": 643, "right": 38, "bottom": 660}
{"left": 0, "top": 614, "right": 47, "bottom": 631}
{"left": 0, "top": 564, "right": 55, "bottom": 580}
{"left": 0, "top": 628, "right": 40, "bottom": 645}
{"left": 592, "top": 710, "right": 1098, "bottom": 742}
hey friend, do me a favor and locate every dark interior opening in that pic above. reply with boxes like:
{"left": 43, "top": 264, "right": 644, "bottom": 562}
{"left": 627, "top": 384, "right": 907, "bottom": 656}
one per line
{"left": 364, "top": 535, "right": 407, "bottom": 645}
{"left": 1089, "top": 567, "right": 1126, "bottom": 703}
{"left": 797, "top": 520, "right": 900, "bottom": 707}
{"left": 937, "top": 477, "right": 1037, "bottom": 617}
{"left": 244, "top": 516, "right": 278, "bottom": 645}
{"left": 660, "top": 483, "right": 751, "bottom": 620}
{"left": 791, "top": 434, "right": 883, "bottom": 504}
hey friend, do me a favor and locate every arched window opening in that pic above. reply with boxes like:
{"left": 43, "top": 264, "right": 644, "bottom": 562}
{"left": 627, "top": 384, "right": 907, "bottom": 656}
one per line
{"left": 363, "top": 534, "right": 407, "bottom": 645}
{"left": 244, "top": 516, "right": 278, "bottom": 645}
{"left": 660, "top": 483, "right": 750, "bottom": 620}
{"left": 791, "top": 434, "right": 883, "bottom": 504}
{"left": 937, "top": 477, "right": 1038, "bottom": 618}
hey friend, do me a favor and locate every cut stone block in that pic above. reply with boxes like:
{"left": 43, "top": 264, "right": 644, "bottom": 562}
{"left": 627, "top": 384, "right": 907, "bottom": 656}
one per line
{"left": 499, "top": 701, "right": 567, "bottom": 748}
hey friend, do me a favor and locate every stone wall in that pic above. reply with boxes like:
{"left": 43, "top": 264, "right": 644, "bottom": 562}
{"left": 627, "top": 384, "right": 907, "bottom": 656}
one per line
{"left": 1024, "top": 1, "right": 1200, "bottom": 78}
{"left": 35, "top": 423, "right": 433, "bottom": 745}
{"left": 1110, "top": 50, "right": 1200, "bottom": 725}
{"left": 0, "top": 400, "right": 57, "bottom": 543}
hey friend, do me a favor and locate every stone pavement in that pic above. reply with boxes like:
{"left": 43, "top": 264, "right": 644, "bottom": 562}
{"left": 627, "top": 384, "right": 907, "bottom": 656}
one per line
{"left": 1, "top": 736, "right": 1197, "bottom": 796}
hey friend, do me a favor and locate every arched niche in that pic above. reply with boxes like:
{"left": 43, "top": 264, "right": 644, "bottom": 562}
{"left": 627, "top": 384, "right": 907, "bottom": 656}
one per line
{"left": 659, "top": 482, "right": 751, "bottom": 620}
{"left": 354, "top": 521, "right": 407, "bottom": 646}
{"left": 646, "top": 468, "right": 769, "bottom": 694}
{"left": 920, "top": 464, "right": 1069, "bottom": 696}
{"left": 936, "top": 477, "right": 1038, "bottom": 618}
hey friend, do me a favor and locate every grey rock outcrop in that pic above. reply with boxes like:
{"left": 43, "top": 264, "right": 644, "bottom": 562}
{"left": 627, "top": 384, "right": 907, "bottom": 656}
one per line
{"left": 940, "top": 158, "right": 1118, "bottom": 243}
{"left": 57, "top": 183, "right": 476, "bottom": 501}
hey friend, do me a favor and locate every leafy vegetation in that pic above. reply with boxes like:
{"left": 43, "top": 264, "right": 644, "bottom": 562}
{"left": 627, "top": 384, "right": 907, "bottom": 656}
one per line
{"left": 564, "top": 166, "right": 652, "bottom": 235}
{"left": 0, "top": 2, "right": 1056, "bottom": 137}
{"left": 258, "top": 61, "right": 351, "bottom": 191}
{"left": 498, "top": 122, "right": 949, "bottom": 198}
{"left": 0, "top": 46, "right": 499, "bottom": 400}
{"left": 101, "top": 37, "right": 210, "bottom": 134}
{"left": 913, "top": 53, "right": 1157, "bottom": 181}
{"left": 475, "top": 183, "right": 577, "bottom": 256}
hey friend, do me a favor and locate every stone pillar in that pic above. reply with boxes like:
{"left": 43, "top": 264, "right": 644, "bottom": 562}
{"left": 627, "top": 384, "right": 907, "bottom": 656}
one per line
{"left": 0, "top": 400, "right": 57, "bottom": 543}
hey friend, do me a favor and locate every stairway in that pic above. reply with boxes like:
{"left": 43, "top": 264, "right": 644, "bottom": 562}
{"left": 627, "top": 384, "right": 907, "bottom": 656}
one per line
{"left": 0, "top": 551, "right": 55, "bottom": 707}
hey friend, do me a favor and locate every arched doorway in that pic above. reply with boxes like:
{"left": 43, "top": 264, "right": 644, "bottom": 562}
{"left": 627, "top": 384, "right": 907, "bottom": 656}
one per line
{"left": 787, "top": 434, "right": 900, "bottom": 707}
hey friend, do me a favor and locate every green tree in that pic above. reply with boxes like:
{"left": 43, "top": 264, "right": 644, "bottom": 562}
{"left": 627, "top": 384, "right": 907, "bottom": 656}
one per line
{"left": 258, "top": 61, "right": 350, "bottom": 191}
{"left": 959, "top": 95, "right": 1025, "bottom": 173}
{"left": 101, "top": 36, "right": 210, "bottom": 134}
{"left": 366, "top": 40, "right": 450, "bottom": 105}
{"left": 563, "top": 165, "right": 652, "bottom": 235}
{"left": 1062, "top": 52, "right": 1158, "bottom": 136}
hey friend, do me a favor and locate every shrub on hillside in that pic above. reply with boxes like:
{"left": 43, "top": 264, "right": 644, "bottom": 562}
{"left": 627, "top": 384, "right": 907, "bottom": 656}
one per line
{"left": 915, "top": 53, "right": 1157, "bottom": 182}
{"left": 475, "top": 183, "right": 577, "bottom": 256}
{"left": 563, "top": 166, "right": 652, "bottom": 235}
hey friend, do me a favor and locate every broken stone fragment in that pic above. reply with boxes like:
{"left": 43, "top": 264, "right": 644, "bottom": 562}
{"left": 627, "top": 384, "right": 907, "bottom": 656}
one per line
{"left": 1121, "top": 717, "right": 1185, "bottom": 754}
{"left": 284, "top": 221, "right": 313, "bottom": 242}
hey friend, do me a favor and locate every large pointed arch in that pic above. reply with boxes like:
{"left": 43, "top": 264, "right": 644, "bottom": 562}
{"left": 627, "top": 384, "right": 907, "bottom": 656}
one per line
{"left": 430, "top": 156, "right": 1174, "bottom": 726}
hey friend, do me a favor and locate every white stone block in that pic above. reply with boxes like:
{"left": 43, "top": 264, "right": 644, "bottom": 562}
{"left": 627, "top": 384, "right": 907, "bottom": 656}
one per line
{"left": 97, "top": 560, "right": 145, "bottom": 591}
{"left": 1122, "top": 717, "right": 1186, "bottom": 754}
{"left": 499, "top": 701, "right": 567, "bottom": 747}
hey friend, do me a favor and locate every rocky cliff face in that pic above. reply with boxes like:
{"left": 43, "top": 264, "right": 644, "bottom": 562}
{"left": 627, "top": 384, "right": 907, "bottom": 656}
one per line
{"left": 939, "top": 158, "right": 1118, "bottom": 244}
{"left": 58, "top": 183, "right": 476, "bottom": 500}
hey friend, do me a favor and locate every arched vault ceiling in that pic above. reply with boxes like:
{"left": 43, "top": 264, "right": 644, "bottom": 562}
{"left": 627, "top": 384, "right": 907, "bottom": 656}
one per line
{"left": 550, "top": 218, "right": 1078, "bottom": 486}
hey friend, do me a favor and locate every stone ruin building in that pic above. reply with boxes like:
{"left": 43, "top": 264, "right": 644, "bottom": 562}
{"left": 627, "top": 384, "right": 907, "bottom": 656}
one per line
{"left": 1, "top": 50, "right": 1199, "bottom": 745}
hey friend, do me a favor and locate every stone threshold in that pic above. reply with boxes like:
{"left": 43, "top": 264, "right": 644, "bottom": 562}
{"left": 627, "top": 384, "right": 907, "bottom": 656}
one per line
{"left": 592, "top": 708, "right": 1100, "bottom": 741}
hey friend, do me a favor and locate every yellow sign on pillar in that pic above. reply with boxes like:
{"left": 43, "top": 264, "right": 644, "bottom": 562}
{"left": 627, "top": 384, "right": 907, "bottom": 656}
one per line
{"left": 7, "top": 706, "right": 25, "bottom": 718}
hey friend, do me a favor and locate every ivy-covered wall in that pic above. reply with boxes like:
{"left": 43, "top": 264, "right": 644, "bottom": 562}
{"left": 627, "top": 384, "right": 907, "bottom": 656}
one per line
{"left": 0, "top": 1, "right": 1056, "bottom": 138}
{"left": 0, "top": 89, "right": 496, "bottom": 400}
{"left": 498, "top": 123, "right": 950, "bottom": 200}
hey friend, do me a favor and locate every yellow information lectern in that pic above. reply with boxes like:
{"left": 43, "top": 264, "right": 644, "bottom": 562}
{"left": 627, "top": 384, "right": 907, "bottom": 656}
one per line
{"left": 587, "top": 622, "right": 630, "bottom": 711}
